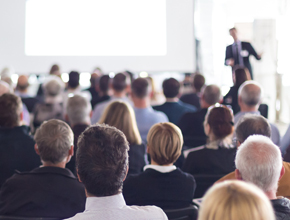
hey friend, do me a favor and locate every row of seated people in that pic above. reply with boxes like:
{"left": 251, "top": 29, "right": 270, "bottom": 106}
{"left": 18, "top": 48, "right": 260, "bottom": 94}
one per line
{"left": 0, "top": 91, "right": 290, "bottom": 219}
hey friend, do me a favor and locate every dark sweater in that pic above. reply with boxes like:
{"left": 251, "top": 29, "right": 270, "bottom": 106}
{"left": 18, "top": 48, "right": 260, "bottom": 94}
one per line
{"left": 272, "top": 197, "right": 290, "bottom": 220}
{"left": 128, "top": 143, "right": 146, "bottom": 175}
{"left": 123, "top": 168, "right": 196, "bottom": 209}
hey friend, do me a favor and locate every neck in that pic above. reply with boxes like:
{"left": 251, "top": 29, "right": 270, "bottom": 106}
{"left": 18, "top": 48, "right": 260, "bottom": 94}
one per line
{"left": 240, "top": 105, "right": 259, "bottom": 112}
{"left": 113, "top": 90, "right": 126, "bottom": 98}
{"left": 151, "top": 160, "right": 173, "bottom": 166}
{"left": 71, "top": 120, "right": 90, "bottom": 128}
{"left": 166, "top": 97, "right": 179, "bottom": 102}
{"left": 265, "top": 190, "right": 277, "bottom": 200}
{"left": 133, "top": 97, "right": 149, "bottom": 109}
{"left": 41, "top": 161, "right": 66, "bottom": 168}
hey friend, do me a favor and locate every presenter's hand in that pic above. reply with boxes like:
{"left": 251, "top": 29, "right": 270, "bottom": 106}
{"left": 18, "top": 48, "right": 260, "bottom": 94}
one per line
{"left": 258, "top": 52, "right": 263, "bottom": 59}
{"left": 226, "top": 58, "right": 235, "bottom": 67}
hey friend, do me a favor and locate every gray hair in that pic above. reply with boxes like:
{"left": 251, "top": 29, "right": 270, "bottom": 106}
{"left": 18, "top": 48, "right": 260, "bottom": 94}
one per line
{"left": 235, "top": 135, "right": 282, "bottom": 193}
{"left": 238, "top": 81, "right": 262, "bottom": 106}
{"left": 236, "top": 114, "right": 271, "bottom": 143}
{"left": 43, "top": 76, "right": 65, "bottom": 97}
{"left": 35, "top": 119, "right": 73, "bottom": 164}
{"left": 66, "top": 95, "right": 91, "bottom": 125}
{"left": 202, "top": 85, "right": 221, "bottom": 105}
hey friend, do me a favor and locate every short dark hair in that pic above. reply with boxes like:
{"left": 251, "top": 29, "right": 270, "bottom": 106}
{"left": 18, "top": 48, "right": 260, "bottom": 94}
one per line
{"left": 193, "top": 74, "right": 205, "bottom": 92}
{"left": 68, "top": 71, "right": 80, "bottom": 88}
{"left": 99, "top": 75, "right": 110, "bottom": 93}
{"left": 162, "top": 78, "right": 180, "bottom": 98}
{"left": 112, "top": 73, "right": 128, "bottom": 92}
{"left": 235, "top": 114, "right": 271, "bottom": 143}
{"left": 233, "top": 67, "right": 250, "bottom": 88}
{"left": 229, "top": 27, "right": 237, "bottom": 32}
{"left": 76, "top": 124, "right": 129, "bottom": 197}
{"left": 131, "top": 78, "right": 150, "bottom": 99}
{"left": 0, "top": 93, "right": 22, "bottom": 128}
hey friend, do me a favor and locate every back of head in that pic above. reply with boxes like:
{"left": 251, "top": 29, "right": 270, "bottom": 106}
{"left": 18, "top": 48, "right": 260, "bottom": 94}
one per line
{"left": 202, "top": 85, "right": 221, "bottom": 105}
{"left": 67, "top": 95, "right": 91, "bottom": 126}
{"left": 49, "top": 64, "right": 60, "bottom": 75}
{"left": 77, "top": 124, "right": 129, "bottom": 196}
{"left": 205, "top": 105, "right": 234, "bottom": 140}
{"left": 112, "top": 73, "right": 128, "bottom": 92}
{"left": 43, "top": 76, "right": 65, "bottom": 97}
{"left": 162, "top": 78, "right": 180, "bottom": 98}
{"left": 99, "top": 75, "right": 110, "bottom": 93}
{"left": 233, "top": 67, "right": 251, "bottom": 88}
{"left": 99, "top": 101, "right": 141, "bottom": 145}
{"left": 0, "top": 93, "right": 22, "bottom": 128}
{"left": 238, "top": 81, "right": 262, "bottom": 106}
{"left": 199, "top": 180, "right": 275, "bottom": 220}
{"left": 235, "top": 114, "right": 271, "bottom": 143}
{"left": 131, "top": 78, "right": 150, "bottom": 99}
{"left": 235, "top": 135, "right": 282, "bottom": 192}
{"left": 16, "top": 75, "right": 29, "bottom": 92}
{"left": 34, "top": 119, "right": 73, "bottom": 164}
{"left": 68, "top": 71, "right": 80, "bottom": 89}
{"left": 147, "top": 122, "right": 183, "bottom": 165}
{"left": 193, "top": 73, "right": 205, "bottom": 92}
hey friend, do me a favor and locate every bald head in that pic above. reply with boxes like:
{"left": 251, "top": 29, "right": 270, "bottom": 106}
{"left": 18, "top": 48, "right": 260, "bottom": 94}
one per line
{"left": 17, "top": 75, "right": 29, "bottom": 92}
{"left": 238, "top": 81, "right": 262, "bottom": 107}
{"left": 202, "top": 85, "right": 221, "bottom": 106}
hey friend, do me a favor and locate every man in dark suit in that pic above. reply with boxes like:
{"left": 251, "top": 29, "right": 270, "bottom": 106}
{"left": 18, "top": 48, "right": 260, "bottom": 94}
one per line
{"left": 225, "top": 27, "right": 261, "bottom": 79}
{"left": 0, "top": 119, "right": 86, "bottom": 219}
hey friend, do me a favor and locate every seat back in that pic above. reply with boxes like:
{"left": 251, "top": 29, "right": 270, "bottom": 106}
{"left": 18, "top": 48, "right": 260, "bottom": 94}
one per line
{"left": 0, "top": 216, "right": 60, "bottom": 220}
{"left": 193, "top": 174, "right": 224, "bottom": 198}
{"left": 164, "top": 205, "right": 198, "bottom": 220}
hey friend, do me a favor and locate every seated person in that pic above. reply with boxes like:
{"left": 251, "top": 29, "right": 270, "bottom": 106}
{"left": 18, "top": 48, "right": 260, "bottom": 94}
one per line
{"left": 153, "top": 78, "right": 196, "bottom": 125}
{"left": 199, "top": 180, "right": 275, "bottom": 220}
{"left": 182, "top": 105, "right": 236, "bottom": 175}
{"left": 66, "top": 124, "right": 167, "bottom": 220}
{"left": 123, "top": 122, "right": 196, "bottom": 209}
{"left": 99, "top": 101, "right": 146, "bottom": 175}
{"left": 0, "top": 119, "right": 86, "bottom": 218}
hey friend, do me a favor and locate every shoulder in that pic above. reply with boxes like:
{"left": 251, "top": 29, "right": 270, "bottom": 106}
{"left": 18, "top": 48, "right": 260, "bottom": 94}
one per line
{"left": 152, "top": 109, "right": 169, "bottom": 121}
{"left": 125, "top": 205, "right": 168, "bottom": 219}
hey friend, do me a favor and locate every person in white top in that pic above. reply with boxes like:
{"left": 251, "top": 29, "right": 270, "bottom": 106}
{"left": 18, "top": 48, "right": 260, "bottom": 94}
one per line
{"left": 65, "top": 124, "right": 168, "bottom": 220}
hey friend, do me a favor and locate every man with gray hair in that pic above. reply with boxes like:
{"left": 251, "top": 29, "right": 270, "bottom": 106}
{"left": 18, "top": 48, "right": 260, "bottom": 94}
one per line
{"left": 0, "top": 119, "right": 86, "bottom": 218}
{"left": 235, "top": 135, "right": 290, "bottom": 219}
{"left": 178, "top": 84, "right": 222, "bottom": 148}
{"left": 235, "top": 80, "right": 280, "bottom": 145}
{"left": 65, "top": 94, "right": 91, "bottom": 173}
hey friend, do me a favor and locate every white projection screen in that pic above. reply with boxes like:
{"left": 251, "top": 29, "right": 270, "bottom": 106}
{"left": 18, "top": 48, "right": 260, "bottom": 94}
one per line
{"left": 0, "top": 0, "right": 195, "bottom": 73}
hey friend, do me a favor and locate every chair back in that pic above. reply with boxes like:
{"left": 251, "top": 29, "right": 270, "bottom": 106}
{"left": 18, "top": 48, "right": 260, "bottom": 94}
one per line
{"left": 0, "top": 216, "right": 60, "bottom": 220}
{"left": 164, "top": 205, "right": 198, "bottom": 220}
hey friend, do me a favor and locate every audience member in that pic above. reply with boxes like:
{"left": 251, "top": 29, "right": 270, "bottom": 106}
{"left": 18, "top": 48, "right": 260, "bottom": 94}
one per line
{"left": 131, "top": 78, "right": 168, "bottom": 142}
{"left": 223, "top": 66, "right": 251, "bottom": 114}
{"left": 178, "top": 84, "right": 222, "bottom": 148}
{"left": 65, "top": 95, "right": 91, "bottom": 174}
{"left": 180, "top": 73, "right": 205, "bottom": 109}
{"left": 153, "top": 78, "right": 196, "bottom": 125}
{"left": 85, "top": 73, "right": 100, "bottom": 108}
{"left": 0, "top": 119, "right": 86, "bottom": 218}
{"left": 0, "top": 93, "right": 40, "bottom": 187}
{"left": 235, "top": 80, "right": 280, "bottom": 145}
{"left": 33, "top": 76, "right": 65, "bottom": 129}
{"left": 235, "top": 135, "right": 290, "bottom": 219}
{"left": 15, "top": 75, "right": 40, "bottom": 113}
{"left": 66, "top": 124, "right": 168, "bottom": 220}
{"left": 99, "top": 101, "right": 145, "bottom": 175}
{"left": 91, "top": 74, "right": 111, "bottom": 108}
{"left": 123, "top": 122, "right": 195, "bottom": 209}
{"left": 91, "top": 73, "right": 131, "bottom": 123}
{"left": 216, "top": 114, "right": 290, "bottom": 199}
{"left": 182, "top": 105, "right": 236, "bottom": 175}
{"left": 199, "top": 180, "right": 275, "bottom": 220}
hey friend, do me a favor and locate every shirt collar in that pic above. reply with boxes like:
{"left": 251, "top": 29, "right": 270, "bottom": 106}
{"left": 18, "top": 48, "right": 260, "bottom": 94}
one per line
{"left": 85, "top": 193, "right": 126, "bottom": 210}
{"left": 144, "top": 164, "right": 176, "bottom": 173}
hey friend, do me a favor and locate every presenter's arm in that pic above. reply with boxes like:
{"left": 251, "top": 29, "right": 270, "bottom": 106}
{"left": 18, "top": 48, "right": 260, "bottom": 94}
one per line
{"left": 248, "top": 43, "right": 261, "bottom": 60}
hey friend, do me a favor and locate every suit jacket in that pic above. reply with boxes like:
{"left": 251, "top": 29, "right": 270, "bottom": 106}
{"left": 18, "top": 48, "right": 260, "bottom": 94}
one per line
{"left": 216, "top": 161, "right": 290, "bottom": 199}
{"left": 128, "top": 143, "right": 146, "bottom": 175}
{"left": 225, "top": 41, "right": 261, "bottom": 79}
{"left": 271, "top": 197, "right": 290, "bottom": 220}
{"left": 178, "top": 108, "right": 208, "bottom": 148}
{"left": 0, "top": 166, "right": 86, "bottom": 218}
{"left": 180, "top": 93, "right": 201, "bottom": 110}
{"left": 123, "top": 168, "right": 196, "bottom": 209}
{"left": 0, "top": 126, "right": 41, "bottom": 188}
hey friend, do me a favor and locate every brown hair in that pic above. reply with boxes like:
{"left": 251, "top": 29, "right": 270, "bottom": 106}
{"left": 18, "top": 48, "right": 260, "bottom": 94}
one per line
{"left": 193, "top": 73, "right": 205, "bottom": 92}
{"left": 0, "top": 93, "right": 22, "bottom": 128}
{"left": 131, "top": 78, "right": 150, "bottom": 99}
{"left": 233, "top": 66, "right": 251, "bottom": 87}
{"left": 98, "top": 101, "right": 141, "bottom": 145}
{"left": 147, "top": 122, "right": 183, "bottom": 165}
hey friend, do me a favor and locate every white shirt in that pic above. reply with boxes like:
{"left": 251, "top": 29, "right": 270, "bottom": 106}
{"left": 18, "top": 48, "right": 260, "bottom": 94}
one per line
{"left": 144, "top": 164, "right": 176, "bottom": 173}
{"left": 65, "top": 193, "right": 168, "bottom": 220}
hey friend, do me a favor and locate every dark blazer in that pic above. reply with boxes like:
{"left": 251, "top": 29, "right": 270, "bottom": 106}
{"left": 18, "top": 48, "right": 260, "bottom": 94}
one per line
{"left": 0, "top": 167, "right": 86, "bottom": 218}
{"left": 178, "top": 108, "right": 208, "bottom": 148}
{"left": 225, "top": 41, "right": 261, "bottom": 79}
{"left": 180, "top": 93, "right": 201, "bottom": 110}
{"left": 182, "top": 145, "right": 236, "bottom": 175}
{"left": 153, "top": 101, "right": 196, "bottom": 125}
{"left": 0, "top": 126, "right": 41, "bottom": 188}
{"left": 128, "top": 143, "right": 146, "bottom": 175}
{"left": 271, "top": 197, "right": 290, "bottom": 220}
{"left": 223, "top": 86, "right": 240, "bottom": 114}
{"left": 123, "top": 168, "right": 196, "bottom": 209}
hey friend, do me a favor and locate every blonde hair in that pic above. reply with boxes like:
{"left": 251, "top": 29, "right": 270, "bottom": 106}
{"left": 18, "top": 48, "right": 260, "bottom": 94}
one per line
{"left": 98, "top": 101, "right": 141, "bottom": 145}
{"left": 147, "top": 122, "right": 183, "bottom": 165}
{"left": 199, "top": 180, "right": 275, "bottom": 220}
